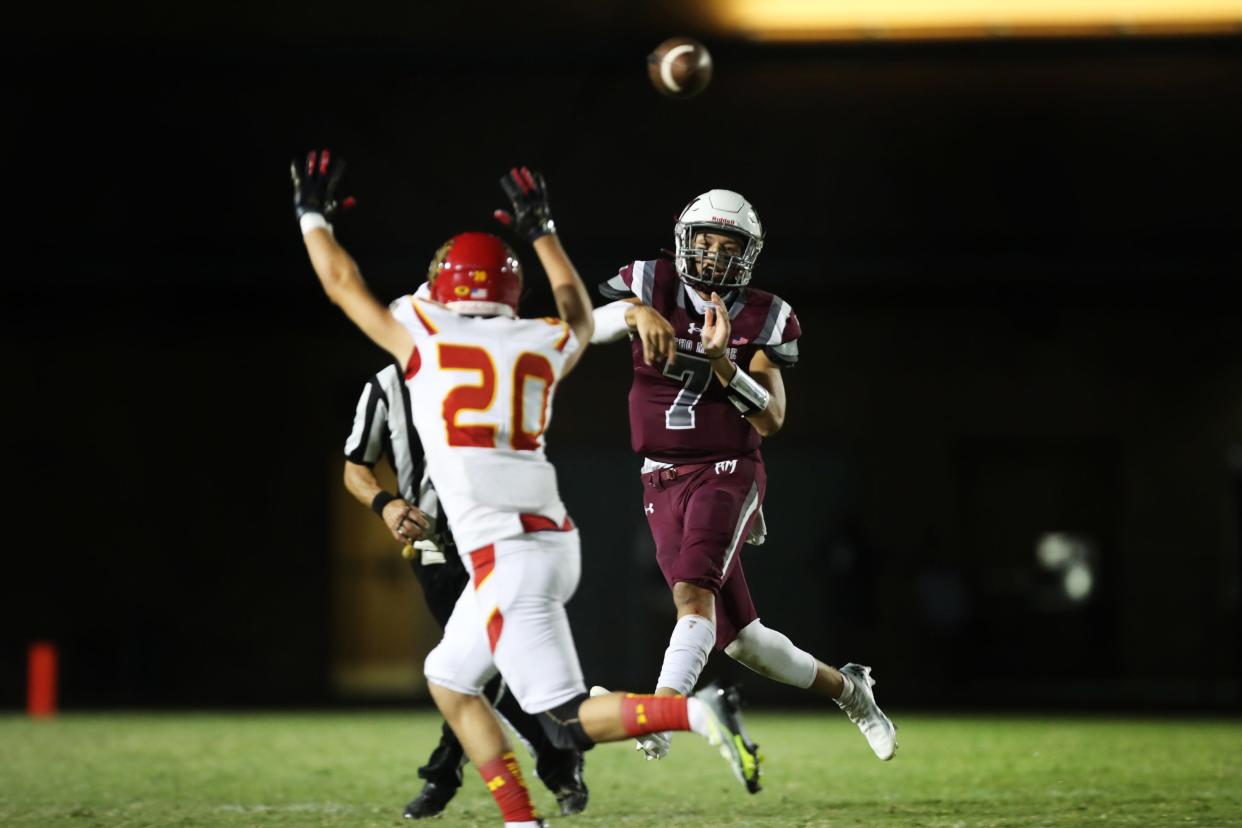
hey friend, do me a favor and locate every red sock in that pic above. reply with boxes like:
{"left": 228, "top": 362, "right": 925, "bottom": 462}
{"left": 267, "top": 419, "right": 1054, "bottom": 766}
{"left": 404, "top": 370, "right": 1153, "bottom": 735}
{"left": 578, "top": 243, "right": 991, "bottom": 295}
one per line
{"left": 478, "top": 752, "right": 539, "bottom": 823}
{"left": 620, "top": 694, "right": 690, "bottom": 737}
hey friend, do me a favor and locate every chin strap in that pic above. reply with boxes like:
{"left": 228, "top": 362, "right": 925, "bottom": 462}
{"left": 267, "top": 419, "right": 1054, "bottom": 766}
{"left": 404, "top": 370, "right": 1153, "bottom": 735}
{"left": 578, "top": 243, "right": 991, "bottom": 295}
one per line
{"left": 726, "top": 364, "right": 771, "bottom": 416}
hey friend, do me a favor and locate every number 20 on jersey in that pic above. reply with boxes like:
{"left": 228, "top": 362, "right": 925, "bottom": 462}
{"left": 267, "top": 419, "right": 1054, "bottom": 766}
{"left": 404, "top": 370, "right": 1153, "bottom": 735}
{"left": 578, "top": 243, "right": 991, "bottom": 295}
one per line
{"left": 438, "top": 343, "right": 555, "bottom": 451}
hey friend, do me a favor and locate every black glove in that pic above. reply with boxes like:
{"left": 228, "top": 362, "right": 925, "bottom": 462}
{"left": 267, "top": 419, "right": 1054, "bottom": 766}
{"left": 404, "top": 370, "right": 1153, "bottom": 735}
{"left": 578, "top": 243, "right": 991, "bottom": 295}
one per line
{"left": 290, "top": 148, "right": 354, "bottom": 222}
{"left": 494, "top": 166, "right": 555, "bottom": 243}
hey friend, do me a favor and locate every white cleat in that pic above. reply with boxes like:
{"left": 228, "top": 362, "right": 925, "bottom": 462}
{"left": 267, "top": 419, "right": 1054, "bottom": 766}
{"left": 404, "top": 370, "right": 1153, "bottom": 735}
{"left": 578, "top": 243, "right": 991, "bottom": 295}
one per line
{"left": 588, "top": 686, "right": 672, "bottom": 760}
{"left": 835, "top": 663, "right": 898, "bottom": 761}
{"left": 636, "top": 730, "right": 671, "bottom": 761}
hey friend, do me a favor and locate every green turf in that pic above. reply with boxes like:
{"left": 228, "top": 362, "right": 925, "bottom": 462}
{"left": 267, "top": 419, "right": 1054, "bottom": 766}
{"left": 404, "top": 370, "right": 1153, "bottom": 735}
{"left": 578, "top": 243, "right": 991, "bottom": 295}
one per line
{"left": 1, "top": 711, "right": 1239, "bottom": 827}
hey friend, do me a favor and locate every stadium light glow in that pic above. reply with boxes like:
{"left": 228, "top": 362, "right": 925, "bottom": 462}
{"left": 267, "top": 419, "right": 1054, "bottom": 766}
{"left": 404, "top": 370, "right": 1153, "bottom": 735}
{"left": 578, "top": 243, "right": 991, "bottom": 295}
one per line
{"left": 1036, "top": 532, "right": 1096, "bottom": 605}
{"left": 709, "top": 0, "right": 1242, "bottom": 40}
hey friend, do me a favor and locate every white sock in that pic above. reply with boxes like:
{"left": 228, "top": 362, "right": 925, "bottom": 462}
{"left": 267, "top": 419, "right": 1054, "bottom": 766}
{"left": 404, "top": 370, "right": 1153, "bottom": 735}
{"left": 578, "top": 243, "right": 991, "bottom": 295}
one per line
{"left": 837, "top": 670, "right": 854, "bottom": 702}
{"left": 723, "top": 619, "right": 818, "bottom": 689}
{"left": 656, "top": 614, "right": 715, "bottom": 695}
{"left": 506, "top": 822, "right": 543, "bottom": 828}
{"left": 686, "top": 697, "right": 712, "bottom": 738}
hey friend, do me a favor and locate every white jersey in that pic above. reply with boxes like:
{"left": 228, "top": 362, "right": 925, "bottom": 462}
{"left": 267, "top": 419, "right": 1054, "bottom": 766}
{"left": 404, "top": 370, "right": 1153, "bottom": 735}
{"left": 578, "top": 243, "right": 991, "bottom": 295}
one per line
{"left": 392, "top": 296, "right": 580, "bottom": 554}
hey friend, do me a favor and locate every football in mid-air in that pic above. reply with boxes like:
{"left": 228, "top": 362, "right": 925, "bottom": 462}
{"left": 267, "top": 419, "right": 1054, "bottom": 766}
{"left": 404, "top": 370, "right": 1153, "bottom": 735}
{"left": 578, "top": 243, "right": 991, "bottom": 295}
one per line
{"left": 647, "top": 37, "right": 713, "bottom": 99}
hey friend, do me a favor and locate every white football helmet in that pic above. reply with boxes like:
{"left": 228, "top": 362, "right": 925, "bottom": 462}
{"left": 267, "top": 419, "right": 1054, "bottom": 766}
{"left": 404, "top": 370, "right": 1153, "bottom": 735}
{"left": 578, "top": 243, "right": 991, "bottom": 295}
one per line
{"left": 673, "top": 189, "right": 764, "bottom": 290}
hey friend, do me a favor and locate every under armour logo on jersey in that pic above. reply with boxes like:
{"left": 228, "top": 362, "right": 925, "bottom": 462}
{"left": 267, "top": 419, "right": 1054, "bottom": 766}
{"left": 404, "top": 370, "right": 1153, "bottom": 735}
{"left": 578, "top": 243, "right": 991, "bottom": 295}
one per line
{"left": 687, "top": 322, "right": 702, "bottom": 335}
{"left": 715, "top": 460, "right": 738, "bottom": 475}
{"left": 645, "top": 503, "right": 655, "bottom": 514}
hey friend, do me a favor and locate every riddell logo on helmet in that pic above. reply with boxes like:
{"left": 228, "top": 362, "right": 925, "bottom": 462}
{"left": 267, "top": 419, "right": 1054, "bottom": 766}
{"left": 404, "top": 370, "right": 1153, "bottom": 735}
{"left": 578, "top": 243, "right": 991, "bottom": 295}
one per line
{"left": 711, "top": 216, "right": 738, "bottom": 225}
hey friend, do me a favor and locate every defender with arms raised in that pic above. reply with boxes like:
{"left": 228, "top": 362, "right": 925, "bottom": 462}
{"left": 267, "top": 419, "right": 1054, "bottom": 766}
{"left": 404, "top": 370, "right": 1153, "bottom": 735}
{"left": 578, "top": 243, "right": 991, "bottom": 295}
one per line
{"left": 342, "top": 347, "right": 589, "bottom": 819}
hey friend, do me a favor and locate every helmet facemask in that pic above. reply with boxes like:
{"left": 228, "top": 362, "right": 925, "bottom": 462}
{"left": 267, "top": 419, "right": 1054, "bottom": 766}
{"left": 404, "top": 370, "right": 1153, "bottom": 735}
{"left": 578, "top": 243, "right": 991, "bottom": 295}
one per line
{"left": 676, "top": 228, "right": 761, "bottom": 290}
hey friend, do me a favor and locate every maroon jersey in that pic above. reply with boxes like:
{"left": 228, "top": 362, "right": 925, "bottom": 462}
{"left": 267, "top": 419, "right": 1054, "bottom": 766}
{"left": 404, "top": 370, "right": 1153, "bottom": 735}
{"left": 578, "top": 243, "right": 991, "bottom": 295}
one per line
{"left": 600, "top": 258, "right": 801, "bottom": 463}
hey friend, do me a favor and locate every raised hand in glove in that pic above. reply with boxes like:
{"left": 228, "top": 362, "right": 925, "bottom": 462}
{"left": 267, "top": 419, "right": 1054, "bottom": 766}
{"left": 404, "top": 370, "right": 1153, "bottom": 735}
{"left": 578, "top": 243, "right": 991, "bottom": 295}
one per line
{"left": 494, "top": 166, "right": 555, "bottom": 243}
{"left": 290, "top": 148, "right": 355, "bottom": 224}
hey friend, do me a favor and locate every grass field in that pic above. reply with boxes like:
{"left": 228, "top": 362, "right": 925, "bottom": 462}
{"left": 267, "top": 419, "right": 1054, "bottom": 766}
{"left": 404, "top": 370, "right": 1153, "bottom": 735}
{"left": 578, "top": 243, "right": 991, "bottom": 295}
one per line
{"left": 2, "top": 710, "right": 1239, "bottom": 827}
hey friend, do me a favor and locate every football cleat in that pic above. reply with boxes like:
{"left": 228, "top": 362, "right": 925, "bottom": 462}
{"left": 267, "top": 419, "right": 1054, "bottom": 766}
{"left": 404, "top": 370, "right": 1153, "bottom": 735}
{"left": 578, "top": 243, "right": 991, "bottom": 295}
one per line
{"left": 537, "top": 749, "right": 589, "bottom": 816}
{"left": 589, "top": 685, "right": 672, "bottom": 760}
{"left": 402, "top": 780, "right": 458, "bottom": 819}
{"left": 692, "top": 683, "right": 762, "bottom": 794}
{"left": 834, "top": 663, "right": 898, "bottom": 761}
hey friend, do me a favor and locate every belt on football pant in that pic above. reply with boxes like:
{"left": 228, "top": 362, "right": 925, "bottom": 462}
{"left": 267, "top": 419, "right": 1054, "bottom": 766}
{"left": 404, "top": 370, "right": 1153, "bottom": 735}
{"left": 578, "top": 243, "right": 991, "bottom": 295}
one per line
{"left": 642, "top": 462, "right": 716, "bottom": 487}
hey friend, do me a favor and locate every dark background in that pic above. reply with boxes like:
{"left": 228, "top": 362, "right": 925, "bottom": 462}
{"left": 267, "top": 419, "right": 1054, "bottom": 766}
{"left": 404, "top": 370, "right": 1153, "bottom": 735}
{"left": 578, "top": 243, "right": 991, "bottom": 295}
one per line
{"left": 3, "top": 3, "right": 1240, "bottom": 710}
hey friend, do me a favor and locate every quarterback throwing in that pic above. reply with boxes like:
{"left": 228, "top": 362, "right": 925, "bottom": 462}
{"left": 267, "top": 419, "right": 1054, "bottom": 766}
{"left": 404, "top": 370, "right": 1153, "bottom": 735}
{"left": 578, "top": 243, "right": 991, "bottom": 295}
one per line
{"left": 593, "top": 188, "right": 899, "bottom": 765}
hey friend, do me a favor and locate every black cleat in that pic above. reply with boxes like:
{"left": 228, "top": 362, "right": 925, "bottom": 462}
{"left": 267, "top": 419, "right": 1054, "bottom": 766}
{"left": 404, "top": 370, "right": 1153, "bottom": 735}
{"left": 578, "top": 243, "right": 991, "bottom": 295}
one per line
{"left": 692, "top": 683, "right": 763, "bottom": 794}
{"left": 402, "top": 781, "right": 459, "bottom": 819}
{"left": 538, "top": 750, "right": 589, "bottom": 816}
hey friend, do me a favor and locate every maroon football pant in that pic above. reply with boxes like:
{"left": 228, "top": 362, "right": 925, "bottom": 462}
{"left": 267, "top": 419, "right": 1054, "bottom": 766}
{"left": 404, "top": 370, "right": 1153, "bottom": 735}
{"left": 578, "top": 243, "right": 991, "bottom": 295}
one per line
{"left": 640, "top": 455, "right": 765, "bottom": 650}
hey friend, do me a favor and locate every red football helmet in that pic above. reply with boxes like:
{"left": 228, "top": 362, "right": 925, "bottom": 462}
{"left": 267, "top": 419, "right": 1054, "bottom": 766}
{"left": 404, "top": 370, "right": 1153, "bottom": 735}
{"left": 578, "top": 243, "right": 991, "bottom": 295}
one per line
{"left": 426, "top": 232, "right": 522, "bottom": 317}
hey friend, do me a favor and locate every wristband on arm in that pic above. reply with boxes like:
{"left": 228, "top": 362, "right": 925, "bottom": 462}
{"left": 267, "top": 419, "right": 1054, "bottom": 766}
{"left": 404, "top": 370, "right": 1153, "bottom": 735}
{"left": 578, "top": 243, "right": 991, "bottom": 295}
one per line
{"left": 299, "top": 212, "right": 332, "bottom": 236}
{"left": 725, "top": 364, "right": 771, "bottom": 417}
{"left": 371, "top": 490, "right": 398, "bottom": 516}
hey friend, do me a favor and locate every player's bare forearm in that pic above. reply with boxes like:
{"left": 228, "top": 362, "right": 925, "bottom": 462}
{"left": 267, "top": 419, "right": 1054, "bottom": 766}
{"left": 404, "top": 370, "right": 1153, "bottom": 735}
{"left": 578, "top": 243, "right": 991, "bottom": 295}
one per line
{"left": 706, "top": 350, "right": 786, "bottom": 437}
{"left": 709, "top": 353, "right": 739, "bottom": 385}
{"left": 745, "top": 351, "right": 787, "bottom": 436}
{"left": 343, "top": 459, "right": 429, "bottom": 543}
{"left": 616, "top": 297, "right": 642, "bottom": 321}
{"left": 304, "top": 228, "right": 363, "bottom": 305}
{"left": 533, "top": 234, "right": 594, "bottom": 351}
{"left": 302, "top": 229, "right": 415, "bottom": 366}
{"left": 745, "top": 367, "right": 786, "bottom": 436}
{"left": 343, "top": 460, "right": 385, "bottom": 508}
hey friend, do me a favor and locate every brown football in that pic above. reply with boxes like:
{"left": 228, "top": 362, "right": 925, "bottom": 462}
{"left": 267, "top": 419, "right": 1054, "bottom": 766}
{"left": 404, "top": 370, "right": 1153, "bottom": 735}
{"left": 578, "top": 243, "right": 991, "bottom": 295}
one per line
{"left": 647, "top": 37, "right": 713, "bottom": 99}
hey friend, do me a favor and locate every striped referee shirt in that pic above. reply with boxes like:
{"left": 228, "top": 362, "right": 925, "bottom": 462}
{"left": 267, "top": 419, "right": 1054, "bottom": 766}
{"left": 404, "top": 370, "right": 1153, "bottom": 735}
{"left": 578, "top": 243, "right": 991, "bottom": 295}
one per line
{"left": 343, "top": 363, "right": 447, "bottom": 540}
